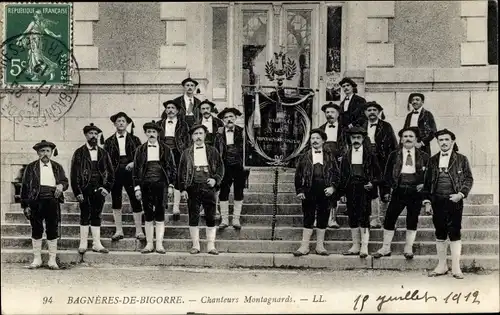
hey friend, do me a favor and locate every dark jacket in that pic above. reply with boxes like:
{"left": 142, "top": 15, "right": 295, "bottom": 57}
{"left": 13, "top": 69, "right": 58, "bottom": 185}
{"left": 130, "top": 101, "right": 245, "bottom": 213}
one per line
{"left": 20, "top": 159, "right": 69, "bottom": 208}
{"left": 158, "top": 117, "right": 191, "bottom": 152}
{"left": 318, "top": 121, "right": 347, "bottom": 157}
{"left": 173, "top": 95, "right": 202, "bottom": 122}
{"left": 339, "top": 94, "right": 367, "bottom": 128}
{"left": 103, "top": 132, "right": 142, "bottom": 171}
{"left": 384, "top": 148, "right": 429, "bottom": 190}
{"left": 197, "top": 116, "right": 224, "bottom": 145}
{"left": 403, "top": 108, "right": 437, "bottom": 147}
{"left": 362, "top": 119, "right": 398, "bottom": 166}
{"left": 422, "top": 151, "right": 474, "bottom": 199}
{"left": 214, "top": 125, "right": 244, "bottom": 167}
{"left": 338, "top": 146, "right": 382, "bottom": 197}
{"left": 177, "top": 145, "right": 224, "bottom": 191}
{"left": 132, "top": 141, "right": 177, "bottom": 187}
{"left": 70, "top": 145, "right": 115, "bottom": 196}
{"left": 294, "top": 149, "right": 340, "bottom": 195}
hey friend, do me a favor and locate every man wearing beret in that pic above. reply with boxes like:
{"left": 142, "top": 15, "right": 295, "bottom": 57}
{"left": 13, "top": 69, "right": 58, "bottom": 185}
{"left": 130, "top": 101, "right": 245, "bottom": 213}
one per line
{"left": 104, "top": 112, "right": 144, "bottom": 241}
{"left": 173, "top": 77, "right": 202, "bottom": 127}
{"left": 338, "top": 127, "right": 382, "bottom": 258}
{"left": 339, "top": 77, "right": 367, "bottom": 130}
{"left": 318, "top": 102, "right": 347, "bottom": 228}
{"left": 159, "top": 100, "right": 191, "bottom": 221}
{"left": 423, "top": 129, "right": 473, "bottom": 279}
{"left": 71, "top": 123, "right": 115, "bottom": 254}
{"left": 362, "top": 101, "right": 398, "bottom": 229}
{"left": 21, "top": 140, "right": 69, "bottom": 269}
{"left": 372, "top": 127, "right": 429, "bottom": 260}
{"left": 178, "top": 124, "right": 224, "bottom": 255}
{"left": 293, "top": 129, "right": 340, "bottom": 256}
{"left": 198, "top": 99, "right": 224, "bottom": 147}
{"left": 403, "top": 93, "right": 437, "bottom": 157}
{"left": 133, "top": 121, "right": 177, "bottom": 254}
{"left": 214, "top": 107, "right": 249, "bottom": 230}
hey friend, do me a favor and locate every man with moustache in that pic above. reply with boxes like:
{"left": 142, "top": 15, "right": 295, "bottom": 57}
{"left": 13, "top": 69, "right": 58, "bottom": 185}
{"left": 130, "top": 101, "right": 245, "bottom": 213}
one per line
{"left": 215, "top": 107, "right": 249, "bottom": 230}
{"left": 372, "top": 127, "right": 429, "bottom": 260}
{"left": 198, "top": 99, "right": 224, "bottom": 147}
{"left": 338, "top": 77, "right": 367, "bottom": 129}
{"left": 173, "top": 77, "right": 202, "bottom": 127}
{"left": 317, "top": 102, "right": 346, "bottom": 229}
{"left": 423, "top": 129, "right": 473, "bottom": 279}
{"left": 362, "top": 101, "right": 398, "bottom": 229}
{"left": 71, "top": 123, "right": 114, "bottom": 254}
{"left": 21, "top": 140, "right": 69, "bottom": 269}
{"left": 104, "top": 112, "right": 144, "bottom": 241}
{"left": 159, "top": 100, "right": 190, "bottom": 221}
{"left": 178, "top": 124, "right": 224, "bottom": 255}
{"left": 293, "top": 129, "right": 340, "bottom": 256}
{"left": 403, "top": 93, "right": 437, "bottom": 157}
{"left": 338, "top": 127, "right": 381, "bottom": 258}
{"left": 133, "top": 121, "right": 176, "bottom": 254}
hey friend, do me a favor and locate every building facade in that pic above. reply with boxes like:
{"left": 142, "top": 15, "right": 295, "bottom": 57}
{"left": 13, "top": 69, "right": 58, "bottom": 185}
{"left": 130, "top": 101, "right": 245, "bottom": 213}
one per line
{"left": 1, "top": 1, "right": 498, "bottom": 216}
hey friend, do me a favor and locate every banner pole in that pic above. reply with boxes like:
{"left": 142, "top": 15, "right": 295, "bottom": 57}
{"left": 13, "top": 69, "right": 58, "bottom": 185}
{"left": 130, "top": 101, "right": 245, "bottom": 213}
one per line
{"left": 271, "top": 166, "right": 279, "bottom": 241}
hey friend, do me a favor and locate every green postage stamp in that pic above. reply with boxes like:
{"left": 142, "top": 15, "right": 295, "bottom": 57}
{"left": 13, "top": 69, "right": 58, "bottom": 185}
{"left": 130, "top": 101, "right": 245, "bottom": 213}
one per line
{"left": 2, "top": 2, "right": 73, "bottom": 87}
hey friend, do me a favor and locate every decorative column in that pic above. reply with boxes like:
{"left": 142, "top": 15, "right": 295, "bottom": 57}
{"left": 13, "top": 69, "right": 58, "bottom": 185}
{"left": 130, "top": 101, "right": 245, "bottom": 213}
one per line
{"left": 460, "top": 0, "right": 488, "bottom": 66}
{"left": 74, "top": 2, "right": 99, "bottom": 69}
{"left": 366, "top": 1, "right": 395, "bottom": 68}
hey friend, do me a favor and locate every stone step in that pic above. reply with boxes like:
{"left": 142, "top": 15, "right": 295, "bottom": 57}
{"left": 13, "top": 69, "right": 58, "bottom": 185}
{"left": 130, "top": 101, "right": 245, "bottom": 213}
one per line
{"left": 4, "top": 212, "right": 499, "bottom": 229}
{"left": 59, "top": 191, "right": 495, "bottom": 205}
{"left": 1, "top": 249, "right": 498, "bottom": 270}
{"left": 2, "top": 237, "right": 497, "bottom": 255}
{"left": 2, "top": 224, "right": 498, "bottom": 241}
{"left": 6, "top": 203, "right": 499, "bottom": 216}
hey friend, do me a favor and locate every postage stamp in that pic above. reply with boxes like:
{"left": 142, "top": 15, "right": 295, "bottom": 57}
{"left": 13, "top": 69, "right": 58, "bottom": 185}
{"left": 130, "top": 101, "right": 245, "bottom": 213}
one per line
{"left": 1, "top": 2, "right": 80, "bottom": 128}
{"left": 2, "top": 2, "right": 73, "bottom": 86}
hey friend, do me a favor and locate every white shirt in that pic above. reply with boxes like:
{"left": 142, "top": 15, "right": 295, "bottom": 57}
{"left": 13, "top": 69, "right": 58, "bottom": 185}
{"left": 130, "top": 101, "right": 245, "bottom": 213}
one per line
{"left": 439, "top": 150, "right": 452, "bottom": 168}
{"left": 184, "top": 95, "right": 195, "bottom": 116}
{"left": 202, "top": 116, "right": 213, "bottom": 133}
{"left": 194, "top": 144, "right": 209, "bottom": 166}
{"left": 401, "top": 147, "right": 416, "bottom": 174}
{"left": 367, "top": 120, "right": 378, "bottom": 144}
{"left": 225, "top": 127, "right": 235, "bottom": 145}
{"left": 86, "top": 143, "right": 98, "bottom": 161}
{"left": 343, "top": 95, "right": 352, "bottom": 111}
{"left": 312, "top": 149, "right": 323, "bottom": 165}
{"left": 164, "top": 117, "right": 177, "bottom": 137}
{"left": 325, "top": 121, "right": 338, "bottom": 142}
{"left": 351, "top": 146, "right": 363, "bottom": 165}
{"left": 147, "top": 141, "right": 160, "bottom": 161}
{"left": 410, "top": 107, "right": 423, "bottom": 127}
{"left": 39, "top": 160, "right": 56, "bottom": 187}
{"left": 116, "top": 131, "right": 127, "bottom": 156}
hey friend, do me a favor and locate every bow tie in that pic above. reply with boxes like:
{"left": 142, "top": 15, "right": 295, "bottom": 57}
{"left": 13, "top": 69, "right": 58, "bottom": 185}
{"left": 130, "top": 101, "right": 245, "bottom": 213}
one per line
{"left": 148, "top": 145, "right": 157, "bottom": 148}
{"left": 328, "top": 124, "right": 335, "bottom": 128}
{"left": 118, "top": 135, "right": 124, "bottom": 138}
{"left": 226, "top": 129, "right": 234, "bottom": 133}
{"left": 441, "top": 153, "right": 449, "bottom": 157}
{"left": 370, "top": 124, "right": 377, "bottom": 127}
{"left": 196, "top": 147, "right": 204, "bottom": 149}
{"left": 89, "top": 147, "right": 97, "bottom": 151}
{"left": 43, "top": 164, "right": 49, "bottom": 167}
{"left": 314, "top": 150, "right": 322, "bottom": 154}
{"left": 167, "top": 121, "right": 173, "bottom": 124}
{"left": 345, "top": 96, "right": 350, "bottom": 101}
{"left": 412, "top": 110, "right": 419, "bottom": 114}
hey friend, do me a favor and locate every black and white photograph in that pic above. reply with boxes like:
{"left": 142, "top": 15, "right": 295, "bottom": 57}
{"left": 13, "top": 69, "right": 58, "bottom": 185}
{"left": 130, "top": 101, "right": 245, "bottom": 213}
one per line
{"left": 1, "top": 1, "right": 499, "bottom": 314}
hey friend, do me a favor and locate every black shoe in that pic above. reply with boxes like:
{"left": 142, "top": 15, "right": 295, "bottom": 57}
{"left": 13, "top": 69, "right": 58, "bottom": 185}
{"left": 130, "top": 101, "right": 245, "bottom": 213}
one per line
{"left": 403, "top": 252, "right": 414, "bottom": 260}
{"left": 173, "top": 213, "right": 180, "bottom": 221}
{"left": 372, "top": 251, "right": 391, "bottom": 259}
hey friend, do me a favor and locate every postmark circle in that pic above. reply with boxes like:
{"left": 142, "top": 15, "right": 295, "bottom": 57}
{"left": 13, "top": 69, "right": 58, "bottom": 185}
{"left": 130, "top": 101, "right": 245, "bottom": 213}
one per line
{"left": 1, "top": 32, "right": 81, "bottom": 128}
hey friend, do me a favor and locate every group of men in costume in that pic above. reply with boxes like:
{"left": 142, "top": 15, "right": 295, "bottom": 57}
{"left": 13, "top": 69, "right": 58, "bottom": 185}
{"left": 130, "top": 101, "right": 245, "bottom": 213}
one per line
{"left": 21, "top": 76, "right": 473, "bottom": 279}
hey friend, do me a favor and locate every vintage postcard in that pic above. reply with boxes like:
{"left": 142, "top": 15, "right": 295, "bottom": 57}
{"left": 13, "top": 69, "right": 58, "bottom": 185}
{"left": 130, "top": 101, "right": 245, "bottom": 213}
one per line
{"left": 1, "top": 1, "right": 498, "bottom": 314}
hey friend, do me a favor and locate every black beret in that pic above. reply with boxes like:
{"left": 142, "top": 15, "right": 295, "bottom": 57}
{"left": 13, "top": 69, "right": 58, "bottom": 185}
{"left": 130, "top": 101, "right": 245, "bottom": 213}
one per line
{"left": 181, "top": 77, "right": 199, "bottom": 86}
{"left": 110, "top": 112, "right": 132, "bottom": 124}
{"left": 199, "top": 99, "right": 217, "bottom": 109}
{"left": 310, "top": 128, "right": 327, "bottom": 141}
{"left": 33, "top": 140, "right": 58, "bottom": 157}
{"left": 408, "top": 93, "right": 425, "bottom": 103}
{"left": 435, "top": 128, "right": 456, "bottom": 141}
{"left": 189, "top": 124, "right": 209, "bottom": 135}
{"left": 339, "top": 77, "right": 357, "bottom": 88}
{"left": 218, "top": 107, "right": 242, "bottom": 119}
{"left": 364, "top": 101, "right": 383, "bottom": 112}
{"left": 345, "top": 126, "right": 367, "bottom": 136}
{"left": 321, "top": 102, "right": 341, "bottom": 113}
{"left": 163, "top": 100, "right": 182, "bottom": 110}
{"left": 143, "top": 120, "right": 163, "bottom": 133}
{"left": 83, "top": 123, "right": 102, "bottom": 134}
{"left": 398, "top": 126, "right": 420, "bottom": 139}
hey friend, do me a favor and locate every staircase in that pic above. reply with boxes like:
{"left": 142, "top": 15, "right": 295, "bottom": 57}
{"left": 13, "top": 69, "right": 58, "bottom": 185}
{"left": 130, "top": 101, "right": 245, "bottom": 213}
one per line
{"left": 2, "top": 170, "right": 498, "bottom": 270}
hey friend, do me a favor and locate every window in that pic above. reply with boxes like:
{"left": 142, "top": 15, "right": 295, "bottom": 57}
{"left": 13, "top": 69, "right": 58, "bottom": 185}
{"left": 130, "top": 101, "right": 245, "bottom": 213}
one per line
{"left": 325, "top": 6, "right": 342, "bottom": 102}
{"left": 488, "top": 0, "right": 498, "bottom": 65}
{"left": 212, "top": 7, "right": 228, "bottom": 100}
